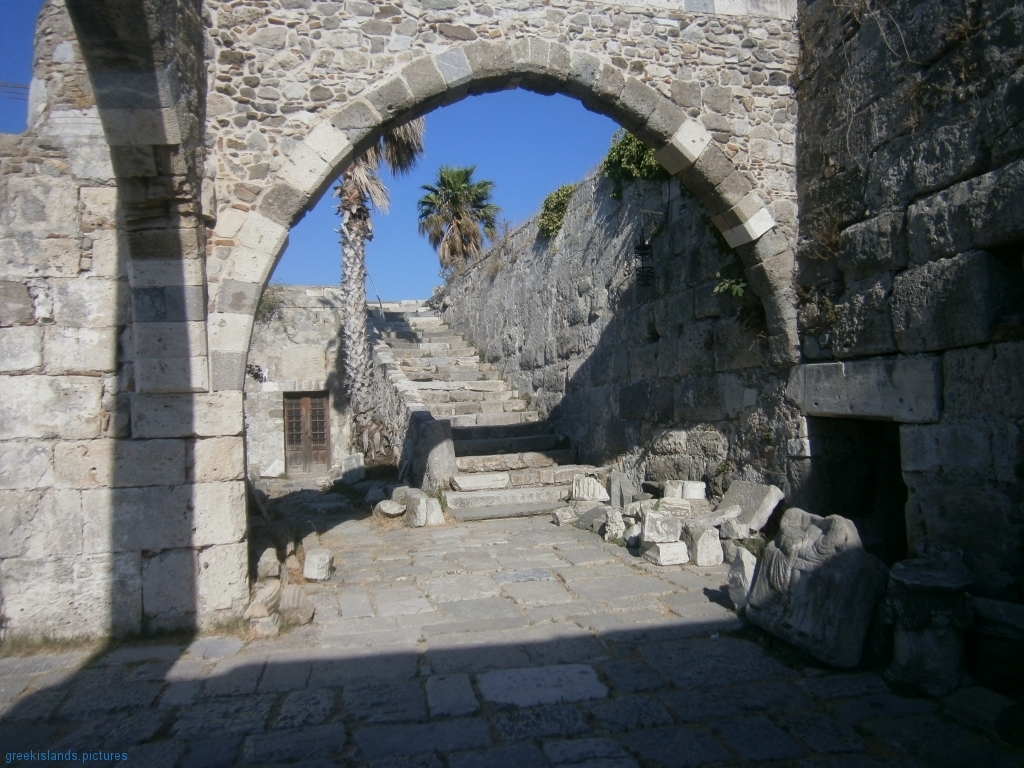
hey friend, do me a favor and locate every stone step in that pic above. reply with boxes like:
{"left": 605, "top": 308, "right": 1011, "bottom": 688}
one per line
{"left": 449, "top": 472, "right": 510, "bottom": 491}
{"left": 454, "top": 450, "right": 577, "bottom": 473}
{"left": 417, "top": 390, "right": 517, "bottom": 404}
{"left": 408, "top": 370, "right": 488, "bottom": 382}
{"left": 444, "top": 484, "right": 571, "bottom": 510}
{"left": 453, "top": 432, "right": 563, "bottom": 456}
{"left": 392, "top": 346, "right": 476, "bottom": 358}
{"left": 412, "top": 380, "right": 509, "bottom": 392}
{"left": 448, "top": 501, "right": 569, "bottom": 522}
{"left": 507, "top": 465, "right": 603, "bottom": 487}
{"left": 397, "top": 357, "right": 479, "bottom": 367}
{"left": 428, "top": 402, "right": 484, "bottom": 417}
{"left": 436, "top": 411, "right": 540, "bottom": 427}
{"left": 451, "top": 420, "right": 551, "bottom": 441}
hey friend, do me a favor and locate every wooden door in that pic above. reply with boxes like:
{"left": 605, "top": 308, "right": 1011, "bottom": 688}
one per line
{"left": 284, "top": 392, "right": 330, "bottom": 474}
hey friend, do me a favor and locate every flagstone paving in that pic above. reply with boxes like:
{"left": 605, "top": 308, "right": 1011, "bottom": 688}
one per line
{"left": 1, "top": 514, "right": 1021, "bottom": 767}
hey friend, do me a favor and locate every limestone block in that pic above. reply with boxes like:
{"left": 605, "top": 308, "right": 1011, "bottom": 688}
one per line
{"left": 682, "top": 523, "right": 724, "bottom": 567}
{"left": 303, "top": 548, "right": 334, "bottom": 581}
{"left": 235, "top": 212, "right": 288, "bottom": 256}
{"left": 424, "top": 497, "right": 445, "bottom": 526}
{"left": 228, "top": 246, "right": 274, "bottom": 284}
{"left": 746, "top": 508, "right": 889, "bottom": 668}
{"left": 720, "top": 518, "right": 750, "bottom": 540}
{"left": 682, "top": 481, "right": 706, "bottom": 500}
{"left": 830, "top": 276, "right": 897, "bottom": 359}
{"left": 0, "top": 488, "right": 82, "bottom": 559}
{"left": 603, "top": 509, "right": 626, "bottom": 541}
{"left": 720, "top": 207, "right": 776, "bottom": 248}
{"left": 642, "top": 541, "right": 689, "bottom": 566}
{"left": 279, "top": 583, "right": 314, "bottom": 625}
{"left": 728, "top": 548, "right": 757, "bottom": 610}
{"left": 133, "top": 322, "right": 207, "bottom": 359}
{"left": 655, "top": 120, "right": 713, "bottom": 176}
{"left": 190, "top": 436, "right": 245, "bottom": 482}
{"left": 406, "top": 489, "right": 429, "bottom": 527}
{"left": 128, "top": 257, "right": 206, "bottom": 287}
{"left": 624, "top": 523, "right": 641, "bottom": 547}
{"left": 717, "top": 480, "right": 784, "bottom": 533}
{"left": 277, "top": 141, "right": 332, "bottom": 196}
{"left": 450, "top": 472, "right": 510, "bottom": 491}
{"left": 2, "top": 176, "right": 79, "bottom": 237}
{"left": 787, "top": 357, "right": 942, "bottom": 423}
{"left": 712, "top": 190, "right": 765, "bottom": 231}
{"left": 574, "top": 503, "right": 608, "bottom": 532}
{"left": 52, "top": 278, "right": 126, "bottom": 328}
{"left": 250, "top": 614, "right": 280, "bottom": 638}
{"left": 674, "top": 372, "right": 746, "bottom": 422}
{"left": 0, "top": 281, "right": 35, "bottom": 325}
{"left": 572, "top": 474, "right": 610, "bottom": 502}
{"left": 256, "top": 546, "right": 280, "bottom": 579}
{"left": 193, "top": 481, "right": 247, "bottom": 546}
{"left": 135, "top": 356, "right": 210, "bottom": 394}
{"left": 0, "top": 326, "right": 43, "bottom": 372}
{"left": 79, "top": 186, "right": 118, "bottom": 231}
{"left": 658, "top": 498, "right": 693, "bottom": 517}
{"left": 339, "top": 452, "right": 365, "bottom": 483}
{"left": 892, "top": 252, "right": 1007, "bottom": 353}
{"left": 131, "top": 392, "right": 243, "bottom": 438}
{"left": 56, "top": 438, "right": 185, "bottom": 489}
{"left": 641, "top": 510, "right": 682, "bottom": 544}
{"left": 838, "top": 210, "right": 908, "bottom": 281}
{"left": 209, "top": 350, "right": 245, "bottom": 392}
{"left": 43, "top": 326, "right": 117, "bottom": 374}
{"left": 195, "top": 542, "right": 250, "bottom": 616}
{"left": 374, "top": 499, "right": 405, "bottom": 518}
{"left": 208, "top": 312, "right": 254, "bottom": 353}
{"left": 1, "top": 551, "right": 141, "bottom": 638}
{"left": 82, "top": 485, "right": 190, "bottom": 553}
{"left": 0, "top": 375, "right": 102, "bottom": 439}
{"left": 302, "top": 119, "right": 354, "bottom": 169}
{"left": 551, "top": 506, "right": 578, "bottom": 526}
{"left": 943, "top": 342, "right": 1024, "bottom": 420}
{"left": 281, "top": 346, "right": 327, "bottom": 380}
{"left": 0, "top": 440, "right": 54, "bottom": 489}
{"left": 0, "top": 236, "right": 78, "bottom": 281}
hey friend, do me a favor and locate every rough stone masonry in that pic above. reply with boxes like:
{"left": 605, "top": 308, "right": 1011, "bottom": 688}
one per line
{"left": 0, "top": 0, "right": 1021, "bottom": 648}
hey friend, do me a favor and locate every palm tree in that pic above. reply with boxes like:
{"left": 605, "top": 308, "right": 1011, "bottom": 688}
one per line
{"left": 336, "top": 118, "right": 424, "bottom": 457}
{"left": 417, "top": 166, "right": 500, "bottom": 275}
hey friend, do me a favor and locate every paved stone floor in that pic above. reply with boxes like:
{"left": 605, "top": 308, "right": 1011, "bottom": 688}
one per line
{"left": 1, "top": 514, "right": 1021, "bottom": 767}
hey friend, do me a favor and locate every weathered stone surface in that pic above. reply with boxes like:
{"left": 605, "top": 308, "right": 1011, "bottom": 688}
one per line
{"left": 374, "top": 499, "right": 406, "bottom": 518}
{"left": 450, "top": 472, "right": 510, "bottom": 491}
{"left": 407, "top": 489, "right": 443, "bottom": 527}
{"left": 572, "top": 475, "right": 609, "bottom": 502}
{"left": 0, "top": 281, "right": 35, "bottom": 325}
{"left": 603, "top": 509, "right": 626, "bottom": 541}
{"left": 787, "top": 357, "right": 942, "bottom": 423}
{"left": 573, "top": 504, "right": 607, "bottom": 531}
{"left": 891, "top": 252, "right": 1007, "bottom": 353}
{"left": 746, "top": 508, "right": 889, "bottom": 668}
{"left": 640, "top": 510, "right": 682, "bottom": 544}
{"left": 606, "top": 470, "right": 637, "bottom": 509}
{"left": 303, "top": 548, "right": 333, "bottom": 581}
{"left": 279, "top": 583, "right": 315, "bottom": 625}
{"left": 717, "top": 481, "right": 784, "bottom": 533}
{"left": 427, "top": 674, "right": 479, "bottom": 717}
{"left": 0, "top": 326, "right": 43, "bottom": 372}
{"left": 681, "top": 523, "right": 724, "bottom": 567}
{"left": 642, "top": 541, "right": 689, "bottom": 566}
{"left": 830, "top": 276, "right": 897, "bottom": 359}
{"left": 0, "top": 375, "right": 102, "bottom": 439}
{"left": 477, "top": 664, "right": 607, "bottom": 707}
{"left": 190, "top": 437, "right": 245, "bottom": 483}
{"left": 56, "top": 438, "right": 185, "bottom": 489}
{"left": 728, "top": 547, "right": 757, "bottom": 610}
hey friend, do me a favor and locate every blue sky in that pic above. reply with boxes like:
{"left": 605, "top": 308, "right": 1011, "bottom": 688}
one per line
{"left": 1, "top": 0, "right": 620, "bottom": 300}
{"left": 284, "top": 91, "right": 617, "bottom": 298}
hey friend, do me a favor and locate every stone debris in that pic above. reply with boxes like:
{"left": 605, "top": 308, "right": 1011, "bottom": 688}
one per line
{"left": 278, "top": 584, "right": 315, "bottom": 626}
{"left": 607, "top": 470, "right": 638, "bottom": 509}
{"left": 728, "top": 548, "right": 758, "bottom": 610}
{"left": 720, "top": 517, "right": 750, "bottom": 540}
{"left": 686, "top": 503, "right": 742, "bottom": 529}
{"left": 642, "top": 541, "right": 689, "bottom": 566}
{"left": 640, "top": 510, "right": 682, "bottom": 544}
{"left": 574, "top": 504, "right": 608, "bottom": 532}
{"left": 602, "top": 509, "right": 626, "bottom": 542}
{"left": 624, "top": 523, "right": 641, "bottom": 547}
{"left": 657, "top": 498, "right": 692, "bottom": 516}
{"left": 717, "top": 480, "right": 785, "bottom": 534}
{"left": 255, "top": 545, "right": 280, "bottom": 580}
{"left": 250, "top": 614, "right": 280, "bottom": 638}
{"left": 243, "top": 580, "right": 281, "bottom": 620}
{"left": 374, "top": 499, "right": 406, "bottom": 518}
{"left": 406, "top": 490, "right": 445, "bottom": 527}
{"left": 746, "top": 508, "right": 889, "bottom": 668}
{"left": 664, "top": 480, "right": 706, "bottom": 500}
{"left": 681, "top": 523, "right": 724, "bottom": 567}
{"left": 551, "top": 506, "right": 578, "bottom": 526}
{"left": 572, "top": 475, "right": 610, "bottom": 502}
{"left": 303, "top": 548, "right": 334, "bottom": 582}
{"left": 450, "top": 472, "right": 511, "bottom": 491}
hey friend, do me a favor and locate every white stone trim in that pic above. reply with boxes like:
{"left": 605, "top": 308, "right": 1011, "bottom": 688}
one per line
{"left": 721, "top": 207, "right": 776, "bottom": 247}
{"left": 654, "top": 120, "right": 713, "bottom": 175}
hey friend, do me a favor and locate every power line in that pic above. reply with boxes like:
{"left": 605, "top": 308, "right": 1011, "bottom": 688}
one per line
{"left": 0, "top": 82, "right": 29, "bottom": 101}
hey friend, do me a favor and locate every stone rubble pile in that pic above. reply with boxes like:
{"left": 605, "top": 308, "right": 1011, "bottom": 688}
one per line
{"left": 244, "top": 511, "right": 318, "bottom": 638}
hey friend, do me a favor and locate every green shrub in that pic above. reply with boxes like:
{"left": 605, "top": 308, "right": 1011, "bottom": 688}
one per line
{"left": 254, "top": 284, "right": 285, "bottom": 325}
{"left": 537, "top": 184, "right": 576, "bottom": 239}
{"left": 600, "top": 130, "right": 670, "bottom": 199}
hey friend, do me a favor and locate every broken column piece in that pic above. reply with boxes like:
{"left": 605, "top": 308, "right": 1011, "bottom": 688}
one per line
{"left": 715, "top": 480, "right": 785, "bottom": 537}
{"left": 642, "top": 541, "right": 689, "bottom": 566}
{"left": 681, "top": 522, "right": 724, "bottom": 567}
{"left": 640, "top": 510, "right": 682, "bottom": 543}
{"left": 728, "top": 548, "right": 758, "bottom": 610}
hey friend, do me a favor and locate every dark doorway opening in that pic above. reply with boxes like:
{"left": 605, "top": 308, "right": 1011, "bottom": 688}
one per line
{"left": 806, "top": 417, "right": 909, "bottom": 566}
{"left": 284, "top": 391, "right": 331, "bottom": 475}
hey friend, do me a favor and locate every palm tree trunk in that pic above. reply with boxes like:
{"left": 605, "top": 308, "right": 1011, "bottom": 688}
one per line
{"left": 339, "top": 180, "right": 373, "bottom": 419}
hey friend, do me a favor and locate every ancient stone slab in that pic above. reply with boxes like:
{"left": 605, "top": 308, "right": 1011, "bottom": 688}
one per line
{"left": 640, "top": 510, "right": 682, "bottom": 543}
{"left": 0, "top": 281, "right": 35, "bottom": 326}
{"left": 746, "top": 508, "right": 889, "bottom": 668}
{"left": 132, "top": 392, "right": 244, "bottom": 438}
{"left": 192, "top": 481, "right": 247, "bottom": 546}
{"left": 642, "top": 541, "right": 689, "bottom": 566}
{"left": 892, "top": 251, "right": 1007, "bottom": 353}
{"left": 717, "top": 480, "right": 784, "bottom": 533}
{"left": 606, "top": 470, "right": 637, "bottom": 509}
{"left": 55, "top": 438, "right": 185, "bottom": 489}
{"left": 654, "top": 119, "right": 712, "bottom": 174}
{"left": 0, "top": 375, "right": 102, "bottom": 439}
{"left": 0, "top": 326, "right": 43, "bottom": 372}
{"left": 427, "top": 673, "right": 479, "bottom": 717}
{"left": 477, "top": 664, "right": 606, "bottom": 707}
{"left": 728, "top": 547, "right": 757, "bottom": 610}
{"left": 572, "top": 474, "right": 609, "bottom": 501}
{"left": 787, "top": 357, "right": 942, "bottom": 423}
{"left": 374, "top": 499, "right": 406, "bottom": 517}
{"left": 681, "top": 523, "right": 724, "bottom": 566}
{"left": 303, "top": 548, "right": 334, "bottom": 581}
{"left": 451, "top": 472, "right": 510, "bottom": 491}
{"left": 190, "top": 436, "right": 245, "bottom": 483}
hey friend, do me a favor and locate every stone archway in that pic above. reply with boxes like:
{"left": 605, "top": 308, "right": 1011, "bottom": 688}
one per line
{"left": 206, "top": 39, "right": 799, "bottom": 395}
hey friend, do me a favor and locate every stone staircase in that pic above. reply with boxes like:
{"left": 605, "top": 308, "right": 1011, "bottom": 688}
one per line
{"left": 370, "top": 301, "right": 603, "bottom": 522}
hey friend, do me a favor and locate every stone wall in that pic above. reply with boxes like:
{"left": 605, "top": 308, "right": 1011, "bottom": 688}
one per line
{"left": 243, "top": 285, "right": 350, "bottom": 478}
{"left": 794, "top": 0, "right": 1024, "bottom": 600}
{"left": 436, "top": 173, "right": 802, "bottom": 501}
